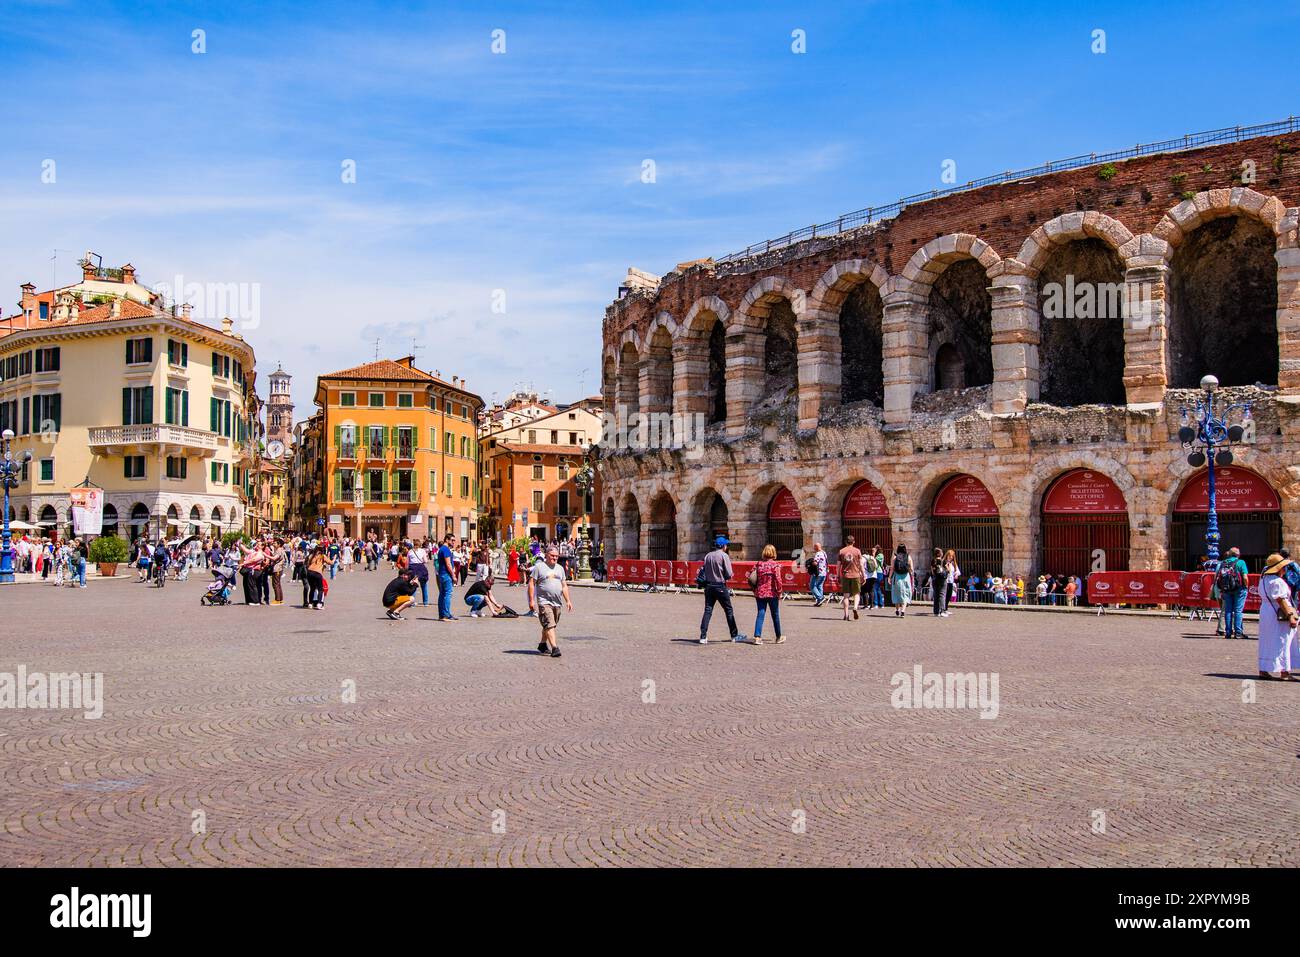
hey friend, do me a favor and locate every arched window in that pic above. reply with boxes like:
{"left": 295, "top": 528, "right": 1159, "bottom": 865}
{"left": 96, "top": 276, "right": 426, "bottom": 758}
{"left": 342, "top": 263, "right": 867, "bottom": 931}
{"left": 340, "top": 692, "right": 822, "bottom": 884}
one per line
{"left": 929, "top": 259, "right": 992, "bottom": 391}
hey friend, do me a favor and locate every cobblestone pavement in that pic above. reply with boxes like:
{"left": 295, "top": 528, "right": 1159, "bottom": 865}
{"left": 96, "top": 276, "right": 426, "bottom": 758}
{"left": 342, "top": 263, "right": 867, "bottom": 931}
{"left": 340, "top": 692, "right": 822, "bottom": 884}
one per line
{"left": 0, "top": 571, "right": 1294, "bottom": 867}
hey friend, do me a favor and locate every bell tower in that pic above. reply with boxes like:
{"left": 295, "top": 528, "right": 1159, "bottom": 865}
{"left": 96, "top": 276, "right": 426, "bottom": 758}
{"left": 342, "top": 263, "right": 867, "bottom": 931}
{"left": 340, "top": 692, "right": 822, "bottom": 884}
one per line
{"left": 266, "top": 363, "right": 294, "bottom": 455}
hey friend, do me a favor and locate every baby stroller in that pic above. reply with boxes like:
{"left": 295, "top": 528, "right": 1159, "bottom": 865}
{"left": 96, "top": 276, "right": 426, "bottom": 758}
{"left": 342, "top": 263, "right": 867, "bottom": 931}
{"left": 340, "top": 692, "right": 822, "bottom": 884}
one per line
{"left": 201, "top": 565, "right": 236, "bottom": 606}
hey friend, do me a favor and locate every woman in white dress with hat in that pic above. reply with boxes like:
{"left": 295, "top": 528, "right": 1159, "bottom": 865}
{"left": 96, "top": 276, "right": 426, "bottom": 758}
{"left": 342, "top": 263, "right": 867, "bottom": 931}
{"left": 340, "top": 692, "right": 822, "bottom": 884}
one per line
{"left": 1257, "top": 552, "right": 1299, "bottom": 680}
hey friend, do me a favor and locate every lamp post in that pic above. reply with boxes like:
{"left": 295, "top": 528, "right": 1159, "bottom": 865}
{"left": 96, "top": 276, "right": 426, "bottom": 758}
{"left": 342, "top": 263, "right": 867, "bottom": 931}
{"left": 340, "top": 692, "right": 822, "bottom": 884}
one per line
{"left": 1177, "top": 375, "right": 1251, "bottom": 564}
{"left": 573, "top": 460, "right": 596, "bottom": 579}
{"left": 0, "top": 429, "right": 33, "bottom": 584}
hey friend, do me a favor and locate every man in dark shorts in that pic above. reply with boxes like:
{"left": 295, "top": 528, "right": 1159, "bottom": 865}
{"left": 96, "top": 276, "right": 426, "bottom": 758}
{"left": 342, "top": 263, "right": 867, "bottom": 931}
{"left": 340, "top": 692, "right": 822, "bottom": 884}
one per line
{"left": 839, "top": 535, "right": 863, "bottom": 621}
{"left": 382, "top": 568, "right": 418, "bottom": 620}
{"left": 528, "top": 544, "right": 572, "bottom": 657}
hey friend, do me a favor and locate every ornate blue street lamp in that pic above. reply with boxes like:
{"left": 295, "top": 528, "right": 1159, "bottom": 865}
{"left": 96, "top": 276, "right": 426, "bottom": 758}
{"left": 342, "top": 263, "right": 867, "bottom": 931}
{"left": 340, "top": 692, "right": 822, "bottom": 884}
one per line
{"left": 1177, "top": 375, "right": 1251, "bottom": 563}
{"left": 0, "top": 429, "right": 34, "bottom": 584}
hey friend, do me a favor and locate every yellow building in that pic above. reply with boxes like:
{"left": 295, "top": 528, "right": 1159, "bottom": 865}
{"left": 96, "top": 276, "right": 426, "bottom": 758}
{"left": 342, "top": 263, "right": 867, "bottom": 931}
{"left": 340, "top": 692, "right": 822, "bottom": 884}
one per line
{"left": 0, "top": 263, "right": 257, "bottom": 541}
{"left": 314, "top": 358, "right": 483, "bottom": 541}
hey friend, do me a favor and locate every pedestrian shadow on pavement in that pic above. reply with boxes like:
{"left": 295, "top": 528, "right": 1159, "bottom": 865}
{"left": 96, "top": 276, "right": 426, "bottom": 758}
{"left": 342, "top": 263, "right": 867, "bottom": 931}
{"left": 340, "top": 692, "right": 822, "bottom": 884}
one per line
{"left": 1203, "top": 672, "right": 1292, "bottom": 681}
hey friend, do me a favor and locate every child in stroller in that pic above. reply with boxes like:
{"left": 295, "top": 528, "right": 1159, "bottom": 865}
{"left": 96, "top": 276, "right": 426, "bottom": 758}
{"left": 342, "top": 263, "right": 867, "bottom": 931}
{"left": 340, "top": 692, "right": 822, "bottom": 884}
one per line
{"left": 201, "top": 563, "right": 237, "bottom": 605}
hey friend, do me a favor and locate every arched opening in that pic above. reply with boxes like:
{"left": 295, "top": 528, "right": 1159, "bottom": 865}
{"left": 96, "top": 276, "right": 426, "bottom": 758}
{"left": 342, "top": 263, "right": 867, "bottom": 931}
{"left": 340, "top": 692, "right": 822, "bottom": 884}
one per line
{"left": 839, "top": 282, "right": 884, "bottom": 406}
{"left": 690, "top": 487, "right": 730, "bottom": 558}
{"left": 841, "top": 479, "right": 893, "bottom": 555}
{"left": 1170, "top": 466, "right": 1281, "bottom": 572}
{"left": 602, "top": 357, "right": 616, "bottom": 409}
{"left": 167, "top": 503, "right": 180, "bottom": 537}
{"left": 647, "top": 493, "right": 677, "bottom": 560}
{"left": 39, "top": 504, "right": 59, "bottom": 542}
{"left": 210, "top": 505, "right": 223, "bottom": 536}
{"left": 758, "top": 298, "right": 800, "bottom": 411}
{"left": 1040, "top": 469, "right": 1130, "bottom": 578}
{"left": 707, "top": 319, "right": 727, "bottom": 425}
{"left": 930, "top": 475, "right": 1003, "bottom": 577}
{"left": 20, "top": 506, "right": 29, "bottom": 523}
{"left": 603, "top": 496, "right": 615, "bottom": 548}
{"left": 618, "top": 493, "right": 641, "bottom": 558}
{"left": 617, "top": 342, "right": 640, "bottom": 417}
{"left": 766, "top": 487, "right": 804, "bottom": 560}
{"left": 928, "top": 258, "right": 993, "bottom": 391}
{"left": 129, "top": 503, "right": 149, "bottom": 541}
{"left": 189, "top": 504, "right": 202, "bottom": 536}
{"left": 102, "top": 503, "right": 118, "bottom": 537}
{"left": 1037, "top": 238, "right": 1128, "bottom": 406}
{"left": 645, "top": 326, "right": 674, "bottom": 416}
{"left": 1168, "top": 215, "right": 1278, "bottom": 388}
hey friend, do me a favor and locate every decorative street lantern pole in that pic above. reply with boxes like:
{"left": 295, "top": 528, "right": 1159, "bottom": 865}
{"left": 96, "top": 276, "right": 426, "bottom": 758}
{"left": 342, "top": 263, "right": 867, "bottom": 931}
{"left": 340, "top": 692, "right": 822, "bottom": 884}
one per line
{"left": 573, "top": 456, "right": 596, "bottom": 580}
{"left": 1177, "top": 375, "right": 1251, "bottom": 564}
{"left": 0, "top": 429, "right": 34, "bottom": 584}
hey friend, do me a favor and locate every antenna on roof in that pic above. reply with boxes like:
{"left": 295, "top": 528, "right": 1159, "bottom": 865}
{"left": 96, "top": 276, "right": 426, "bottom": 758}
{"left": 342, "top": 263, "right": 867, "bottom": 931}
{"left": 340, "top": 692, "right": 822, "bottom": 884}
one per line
{"left": 373, "top": 338, "right": 381, "bottom": 361}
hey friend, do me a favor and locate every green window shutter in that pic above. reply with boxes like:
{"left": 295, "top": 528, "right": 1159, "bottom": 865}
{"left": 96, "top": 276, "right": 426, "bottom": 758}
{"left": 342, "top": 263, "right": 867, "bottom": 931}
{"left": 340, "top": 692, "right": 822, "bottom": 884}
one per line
{"left": 164, "top": 389, "right": 174, "bottom": 425}
{"left": 123, "top": 387, "right": 131, "bottom": 426}
{"left": 182, "top": 391, "right": 189, "bottom": 426}
{"left": 335, "top": 471, "right": 342, "bottom": 502}
{"left": 412, "top": 469, "right": 418, "bottom": 495}
{"left": 210, "top": 397, "right": 218, "bottom": 432}
{"left": 224, "top": 402, "right": 231, "bottom": 437}
{"left": 334, "top": 425, "right": 341, "bottom": 450}
{"left": 142, "top": 386, "right": 154, "bottom": 424}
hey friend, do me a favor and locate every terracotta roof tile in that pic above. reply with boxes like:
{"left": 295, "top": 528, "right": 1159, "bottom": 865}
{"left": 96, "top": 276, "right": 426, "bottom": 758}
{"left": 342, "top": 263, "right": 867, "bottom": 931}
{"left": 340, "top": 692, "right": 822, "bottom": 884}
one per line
{"left": 318, "top": 358, "right": 435, "bottom": 382}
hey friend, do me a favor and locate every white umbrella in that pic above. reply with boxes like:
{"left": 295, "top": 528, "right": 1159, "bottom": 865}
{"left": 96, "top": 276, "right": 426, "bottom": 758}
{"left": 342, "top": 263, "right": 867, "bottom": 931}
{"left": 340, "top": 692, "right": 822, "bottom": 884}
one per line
{"left": 6, "top": 520, "right": 36, "bottom": 531}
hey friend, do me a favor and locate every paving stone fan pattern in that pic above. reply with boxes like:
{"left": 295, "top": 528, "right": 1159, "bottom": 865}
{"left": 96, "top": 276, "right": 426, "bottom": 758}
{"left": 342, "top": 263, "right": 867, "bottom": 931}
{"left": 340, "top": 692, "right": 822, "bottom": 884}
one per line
{"left": 0, "top": 575, "right": 1294, "bottom": 867}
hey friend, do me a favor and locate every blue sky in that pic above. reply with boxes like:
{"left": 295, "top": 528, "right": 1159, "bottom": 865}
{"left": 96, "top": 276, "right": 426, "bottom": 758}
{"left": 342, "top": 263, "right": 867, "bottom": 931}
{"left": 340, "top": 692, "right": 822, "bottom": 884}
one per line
{"left": 1, "top": 0, "right": 1296, "bottom": 416}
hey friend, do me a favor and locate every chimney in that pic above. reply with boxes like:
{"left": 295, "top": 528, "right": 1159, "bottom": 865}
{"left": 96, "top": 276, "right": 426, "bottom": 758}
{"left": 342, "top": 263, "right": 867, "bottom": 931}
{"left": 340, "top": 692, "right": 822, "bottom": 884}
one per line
{"left": 221, "top": 317, "right": 233, "bottom": 334}
{"left": 53, "top": 291, "right": 73, "bottom": 321}
{"left": 82, "top": 258, "right": 96, "bottom": 281}
{"left": 181, "top": 303, "right": 193, "bottom": 319}
{"left": 19, "top": 283, "right": 36, "bottom": 323}
{"left": 111, "top": 299, "right": 122, "bottom": 318}
{"left": 121, "top": 263, "right": 136, "bottom": 284}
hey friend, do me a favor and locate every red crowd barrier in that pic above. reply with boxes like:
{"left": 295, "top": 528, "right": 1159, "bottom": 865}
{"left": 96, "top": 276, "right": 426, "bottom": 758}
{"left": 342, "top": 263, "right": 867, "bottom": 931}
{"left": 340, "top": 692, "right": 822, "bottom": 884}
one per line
{"left": 1181, "top": 571, "right": 1216, "bottom": 608}
{"left": 1087, "top": 570, "right": 1184, "bottom": 605}
{"left": 670, "top": 561, "right": 691, "bottom": 585}
{"left": 607, "top": 558, "right": 632, "bottom": 583}
{"left": 652, "top": 560, "right": 673, "bottom": 586}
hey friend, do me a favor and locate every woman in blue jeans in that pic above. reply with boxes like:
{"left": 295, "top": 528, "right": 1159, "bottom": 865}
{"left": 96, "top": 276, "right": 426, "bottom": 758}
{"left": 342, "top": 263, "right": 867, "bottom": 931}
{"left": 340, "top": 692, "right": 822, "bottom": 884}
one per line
{"left": 751, "top": 545, "right": 784, "bottom": 644}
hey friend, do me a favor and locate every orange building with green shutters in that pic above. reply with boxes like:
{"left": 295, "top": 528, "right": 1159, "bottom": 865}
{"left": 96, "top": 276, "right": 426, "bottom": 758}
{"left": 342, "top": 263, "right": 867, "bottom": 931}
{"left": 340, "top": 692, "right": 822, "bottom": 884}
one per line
{"left": 312, "top": 357, "right": 483, "bottom": 541}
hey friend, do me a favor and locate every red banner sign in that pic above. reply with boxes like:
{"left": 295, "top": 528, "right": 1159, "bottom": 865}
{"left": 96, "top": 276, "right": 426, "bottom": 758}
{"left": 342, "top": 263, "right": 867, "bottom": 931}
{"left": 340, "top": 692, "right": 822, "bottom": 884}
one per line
{"left": 768, "top": 488, "right": 802, "bottom": 521}
{"left": 1174, "top": 467, "right": 1280, "bottom": 513}
{"left": 843, "top": 480, "right": 889, "bottom": 520}
{"left": 933, "top": 475, "right": 998, "bottom": 517}
{"left": 1042, "top": 469, "right": 1127, "bottom": 514}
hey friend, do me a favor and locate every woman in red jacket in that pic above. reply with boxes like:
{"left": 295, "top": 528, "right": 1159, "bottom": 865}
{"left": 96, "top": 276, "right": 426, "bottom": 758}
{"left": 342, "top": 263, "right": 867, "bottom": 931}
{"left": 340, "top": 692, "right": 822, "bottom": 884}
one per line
{"left": 507, "top": 546, "right": 520, "bottom": 586}
{"left": 750, "top": 544, "right": 784, "bottom": 644}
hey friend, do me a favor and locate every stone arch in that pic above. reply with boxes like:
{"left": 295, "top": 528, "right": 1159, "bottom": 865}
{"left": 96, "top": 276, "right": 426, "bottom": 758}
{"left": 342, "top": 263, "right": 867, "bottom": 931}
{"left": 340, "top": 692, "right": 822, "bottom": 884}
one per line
{"left": 900, "top": 235, "right": 1001, "bottom": 394}
{"left": 737, "top": 474, "right": 808, "bottom": 559}
{"left": 685, "top": 483, "right": 732, "bottom": 559}
{"left": 616, "top": 340, "right": 640, "bottom": 416}
{"left": 1159, "top": 190, "right": 1287, "bottom": 388}
{"left": 736, "top": 279, "right": 804, "bottom": 417}
{"left": 1021, "top": 452, "right": 1140, "bottom": 575}
{"left": 808, "top": 260, "right": 889, "bottom": 410}
{"left": 1016, "top": 211, "right": 1135, "bottom": 278}
{"left": 646, "top": 487, "right": 679, "bottom": 560}
{"left": 1164, "top": 457, "right": 1287, "bottom": 572}
{"left": 644, "top": 321, "right": 675, "bottom": 416}
{"left": 1034, "top": 236, "right": 1129, "bottom": 406}
{"left": 677, "top": 297, "right": 729, "bottom": 424}
{"left": 819, "top": 461, "right": 899, "bottom": 553}
{"left": 617, "top": 490, "right": 642, "bottom": 558}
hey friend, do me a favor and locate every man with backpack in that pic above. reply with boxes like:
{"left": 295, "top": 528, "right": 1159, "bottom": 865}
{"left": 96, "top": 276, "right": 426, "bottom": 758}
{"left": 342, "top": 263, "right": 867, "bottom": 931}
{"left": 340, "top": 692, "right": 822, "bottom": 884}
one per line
{"left": 1216, "top": 546, "right": 1250, "bottom": 640}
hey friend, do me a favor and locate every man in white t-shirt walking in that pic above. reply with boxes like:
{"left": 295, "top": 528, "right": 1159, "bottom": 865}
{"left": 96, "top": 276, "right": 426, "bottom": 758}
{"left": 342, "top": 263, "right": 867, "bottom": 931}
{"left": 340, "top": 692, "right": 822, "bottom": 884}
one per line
{"left": 528, "top": 544, "right": 573, "bottom": 658}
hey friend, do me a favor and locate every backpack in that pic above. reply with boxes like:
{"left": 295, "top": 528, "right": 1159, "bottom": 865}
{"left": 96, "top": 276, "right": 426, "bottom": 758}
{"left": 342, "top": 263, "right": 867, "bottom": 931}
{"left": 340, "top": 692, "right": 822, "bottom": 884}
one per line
{"left": 893, "top": 554, "right": 909, "bottom": 575}
{"left": 1215, "top": 560, "right": 1245, "bottom": 593}
{"left": 804, "top": 556, "right": 818, "bottom": 574}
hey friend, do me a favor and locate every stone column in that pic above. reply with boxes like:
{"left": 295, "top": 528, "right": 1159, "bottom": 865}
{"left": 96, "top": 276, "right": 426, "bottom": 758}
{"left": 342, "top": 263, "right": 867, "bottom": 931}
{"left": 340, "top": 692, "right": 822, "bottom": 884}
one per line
{"left": 796, "top": 310, "right": 840, "bottom": 431}
{"left": 725, "top": 329, "right": 764, "bottom": 439}
{"left": 673, "top": 339, "right": 708, "bottom": 419}
{"left": 1275, "top": 244, "right": 1300, "bottom": 394}
{"left": 881, "top": 288, "right": 927, "bottom": 426}
{"left": 728, "top": 517, "right": 765, "bottom": 561}
{"left": 1122, "top": 261, "right": 1170, "bottom": 406}
{"left": 641, "top": 352, "right": 673, "bottom": 417}
{"left": 1000, "top": 513, "right": 1034, "bottom": 580}
{"left": 988, "top": 266, "right": 1039, "bottom": 414}
{"left": 804, "top": 495, "right": 838, "bottom": 554}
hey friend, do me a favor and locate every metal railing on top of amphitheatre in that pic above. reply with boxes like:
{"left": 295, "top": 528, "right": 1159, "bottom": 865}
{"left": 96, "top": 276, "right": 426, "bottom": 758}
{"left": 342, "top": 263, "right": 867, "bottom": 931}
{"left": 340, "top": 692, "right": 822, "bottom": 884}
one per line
{"left": 714, "top": 115, "right": 1300, "bottom": 266}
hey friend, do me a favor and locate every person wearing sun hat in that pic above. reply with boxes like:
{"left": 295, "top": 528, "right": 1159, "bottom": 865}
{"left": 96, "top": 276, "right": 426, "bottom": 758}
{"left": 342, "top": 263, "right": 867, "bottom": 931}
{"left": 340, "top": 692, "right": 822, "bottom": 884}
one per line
{"left": 1256, "top": 552, "right": 1298, "bottom": 680}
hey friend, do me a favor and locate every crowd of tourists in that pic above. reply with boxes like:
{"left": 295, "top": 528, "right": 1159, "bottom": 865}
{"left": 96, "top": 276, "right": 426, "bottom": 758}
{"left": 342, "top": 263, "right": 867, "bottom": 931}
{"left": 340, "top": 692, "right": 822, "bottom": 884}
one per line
{"left": 5, "top": 534, "right": 91, "bottom": 587}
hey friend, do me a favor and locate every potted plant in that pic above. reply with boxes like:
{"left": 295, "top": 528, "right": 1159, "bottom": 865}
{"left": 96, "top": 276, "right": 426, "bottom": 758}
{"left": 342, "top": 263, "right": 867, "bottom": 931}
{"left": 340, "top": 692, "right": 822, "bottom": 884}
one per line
{"left": 88, "top": 535, "right": 128, "bottom": 578}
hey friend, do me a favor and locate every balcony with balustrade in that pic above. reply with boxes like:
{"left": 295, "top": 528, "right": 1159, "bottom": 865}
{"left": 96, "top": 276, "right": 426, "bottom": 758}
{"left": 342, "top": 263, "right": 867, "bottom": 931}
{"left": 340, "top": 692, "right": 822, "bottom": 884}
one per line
{"left": 88, "top": 423, "right": 220, "bottom": 457}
